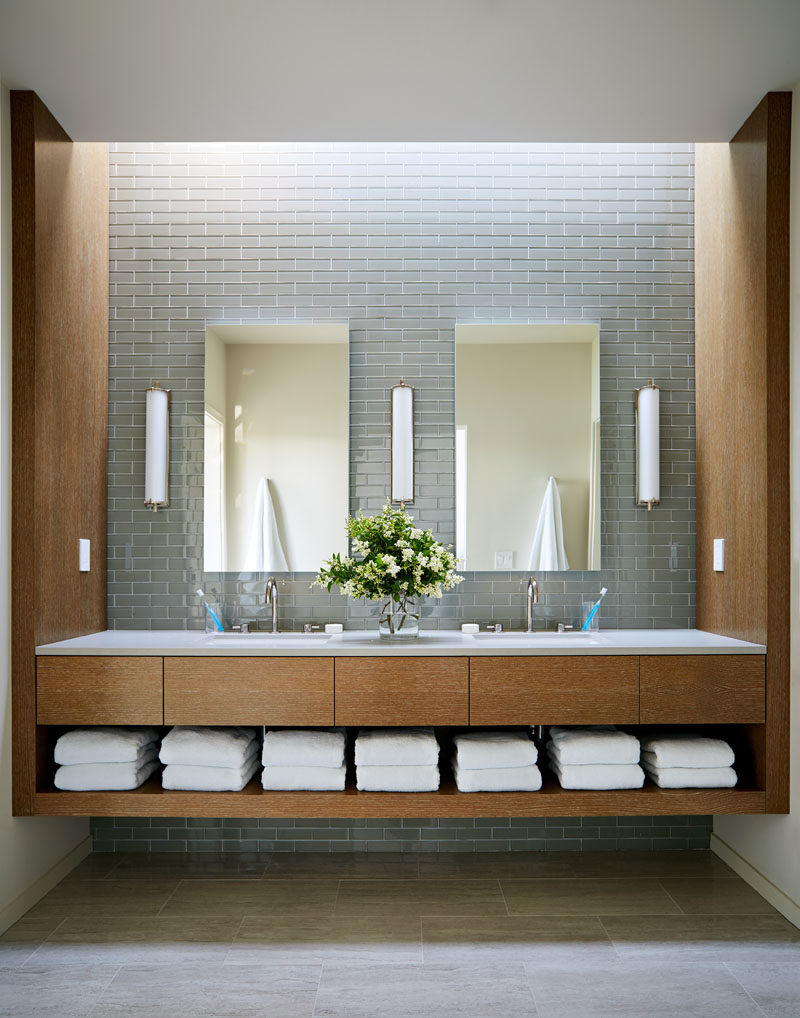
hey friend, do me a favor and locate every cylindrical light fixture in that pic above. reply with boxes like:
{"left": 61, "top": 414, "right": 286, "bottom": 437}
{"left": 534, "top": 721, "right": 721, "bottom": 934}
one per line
{"left": 391, "top": 380, "right": 414, "bottom": 504}
{"left": 144, "top": 381, "right": 170, "bottom": 511}
{"left": 635, "top": 379, "right": 660, "bottom": 510}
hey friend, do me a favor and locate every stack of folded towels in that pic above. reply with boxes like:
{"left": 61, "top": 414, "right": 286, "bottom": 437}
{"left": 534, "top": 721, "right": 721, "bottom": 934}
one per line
{"left": 262, "top": 728, "right": 347, "bottom": 790}
{"left": 355, "top": 727, "right": 440, "bottom": 791}
{"left": 546, "top": 725, "right": 644, "bottom": 789}
{"left": 54, "top": 727, "right": 160, "bottom": 790}
{"left": 640, "top": 733, "right": 737, "bottom": 787}
{"left": 160, "top": 726, "right": 260, "bottom": 791}
{"left": 453, "top": 730, "right": 542, "bottom": 792}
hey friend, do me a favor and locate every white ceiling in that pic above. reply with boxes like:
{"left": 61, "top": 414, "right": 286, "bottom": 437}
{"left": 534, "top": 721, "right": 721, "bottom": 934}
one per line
{"left": 1, "top": 0, "right": 799, "bottom": 142}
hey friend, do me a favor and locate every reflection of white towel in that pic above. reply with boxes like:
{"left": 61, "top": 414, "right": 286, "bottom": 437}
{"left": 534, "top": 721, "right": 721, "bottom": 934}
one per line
{"left": 262, "top": 764, "right": 347, "bottom": 791}
{"left": 454, "top": 759, "right": 542, "bottom": 792}
{"left": 453, "top": 731, "right": 538, "bottom": 769}
{"left": 356, "top": 765, "right": 440, "bottom": 792}
{"left": 243, "top": 476, "right": 289, "bottom": 572}
{"left": 643, "top": 764, "right": 737, "bottom": 788}
{"left": 528, "top": 476, "right": 569, "bottom": 571}
{"left": 162, "top": 753, "right": 260, "bottom": 791}
{"left": 640, "top": 734, "right": 734, "bottom": 769}
{"left": 54, "top": 727, "right": 160, "bottom": 765}
{"left": 55, "top": 756, "right": 159, "bottom": 791}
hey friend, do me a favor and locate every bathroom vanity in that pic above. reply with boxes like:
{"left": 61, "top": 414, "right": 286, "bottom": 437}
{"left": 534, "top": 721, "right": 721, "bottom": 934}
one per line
{"left": 28, "top": 629, "right": 769, "bottom": 818}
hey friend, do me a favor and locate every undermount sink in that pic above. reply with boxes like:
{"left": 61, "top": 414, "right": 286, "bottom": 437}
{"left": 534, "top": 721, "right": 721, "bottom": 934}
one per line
{"left": 204, "top": 632, "right": 332, "bottom": 648}
{"left": 469, "top": 631, "right": 606, "bottom": 646}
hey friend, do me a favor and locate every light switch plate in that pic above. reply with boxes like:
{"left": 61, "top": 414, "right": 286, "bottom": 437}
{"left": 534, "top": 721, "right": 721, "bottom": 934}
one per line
{"left": 79, "top": 538, "right": 91, "bottom": 572}
{"left": 713, "top": 538, "right": 725, "bottom": 572}
{"left": 494, "top": 551, "right": 513, "bottom": 569}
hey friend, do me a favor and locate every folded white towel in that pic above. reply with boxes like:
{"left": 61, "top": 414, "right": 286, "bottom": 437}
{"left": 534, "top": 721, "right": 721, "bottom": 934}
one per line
{"left": 54, "top": 757, "right": 159, "bottom": 791}
{"left": 159, "top": 726, "right": 258, "bottom": 768}
{"left": 643, "top": 763, "right": 738, "bottom": 788}
{"left": 262, "top": 763, "right": 347, "bottom": 791}
{"left": 54, "top": 727, "right": 160, "bottom": 765}
{"left": 453, "top": 731, "right": 538, "bottom": 769}
{"left": 549, "top": 755, "right": 645, "bottom": 790}
{"left": 355, "top": 728, "right": 439, "bottom": 767}
{"left": 356, "top": 764, "right": 440, "bottom": 792}
{"left": 546, "top": 726, "right": 640, "bottom": 765}
{"left": 454, "top": 759, "right": 542, "bottom": 792}
{"left": 640, "top": 734, "right": 735, "bottom": 769}
{"left": 162, "top": 752, "right": 260, "bottom": 791}
{"left": 262, "top": 728, "right": 345, "bottom": 768}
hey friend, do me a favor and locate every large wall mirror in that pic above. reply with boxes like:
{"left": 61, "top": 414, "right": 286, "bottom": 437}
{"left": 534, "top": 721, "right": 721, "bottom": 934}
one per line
{"left": 204, "top": 323, "right": 349, "bottom": 572}
{"left": 455, "top": 323, "right": 600, "bottom": 572}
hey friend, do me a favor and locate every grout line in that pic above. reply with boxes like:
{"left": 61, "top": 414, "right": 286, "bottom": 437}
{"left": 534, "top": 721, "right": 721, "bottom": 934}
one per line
{"left": 721, "top": 961, "right": 770, "bottom": 1018}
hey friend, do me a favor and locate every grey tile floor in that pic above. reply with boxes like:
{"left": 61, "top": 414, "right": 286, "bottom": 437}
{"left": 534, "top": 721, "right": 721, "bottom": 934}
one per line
{"left": 0, "top": 850, "right": 798, "bottom": 1017}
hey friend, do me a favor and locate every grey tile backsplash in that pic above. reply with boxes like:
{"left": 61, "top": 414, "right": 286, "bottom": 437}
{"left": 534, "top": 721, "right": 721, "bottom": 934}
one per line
{"left": 108, "top": 142, "right": 695, "bottom": 631}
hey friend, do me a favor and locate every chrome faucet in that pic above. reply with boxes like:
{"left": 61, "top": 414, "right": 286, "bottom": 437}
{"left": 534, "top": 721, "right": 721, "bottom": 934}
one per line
{"left": 264, "top": 576, "right": 278, "bottom": 633}
{"left": 526, "top": 576, "right": 539, "bottom": 633}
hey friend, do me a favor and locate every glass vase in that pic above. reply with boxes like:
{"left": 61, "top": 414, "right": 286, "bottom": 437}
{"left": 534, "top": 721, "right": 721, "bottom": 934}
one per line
{"left": 378, "top": 597, "right": 420, "bottom": 640}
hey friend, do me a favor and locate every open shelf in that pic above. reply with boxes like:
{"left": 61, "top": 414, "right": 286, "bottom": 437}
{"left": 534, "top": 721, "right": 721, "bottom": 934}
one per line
{"left": 32, "top": 773, "right": 767, "bottom": 818}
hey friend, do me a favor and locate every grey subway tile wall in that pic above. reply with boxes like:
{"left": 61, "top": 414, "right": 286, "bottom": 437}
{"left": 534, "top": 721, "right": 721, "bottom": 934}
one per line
{"left": 108, "top": 142, "right": 695, "bottom": 633}
{"left": 101, "top": 142, "right": 701, "bottom": 852}
{"left": 90, "top": 815, "right": 713, "bottom": 854}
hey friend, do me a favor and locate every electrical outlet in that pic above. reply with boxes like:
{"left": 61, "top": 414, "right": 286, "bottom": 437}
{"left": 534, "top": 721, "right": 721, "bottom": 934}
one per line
{"left": 494, "top": 551, "right": 513, "bottom": 569}
{"left": 79, "top": 539, "right": 91, "bottom": 572}
{"left": 713, "top": 538, "right": 725, "bottom": 572}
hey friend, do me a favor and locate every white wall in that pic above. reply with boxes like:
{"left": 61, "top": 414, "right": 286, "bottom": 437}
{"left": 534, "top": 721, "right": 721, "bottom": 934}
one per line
{"left": 712, "top": 81, "right": 800, "bottom": 927}
{"left": 0, "top": 82, "right": 89, "bottom": 934}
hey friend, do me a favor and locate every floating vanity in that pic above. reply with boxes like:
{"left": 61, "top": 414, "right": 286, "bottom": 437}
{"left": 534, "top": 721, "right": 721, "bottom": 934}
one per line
{"left": 29, "top": 629, "right": 769, "bottom": 819}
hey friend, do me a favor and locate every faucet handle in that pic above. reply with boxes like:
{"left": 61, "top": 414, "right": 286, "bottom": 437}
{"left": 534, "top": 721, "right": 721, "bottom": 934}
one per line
{"left": 303, "top": 623, "right": 321, "bottom": 634}
{"left": 486, "top": 623, "right": 503, "bottom": 633}
{"left": 557, "top": 623, "right": 574, "bottom": 633}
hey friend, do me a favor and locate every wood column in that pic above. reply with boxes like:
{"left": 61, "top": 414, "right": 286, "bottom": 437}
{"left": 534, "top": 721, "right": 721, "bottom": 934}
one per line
{"left": 695, "top": 91, "right": 791, "bottom": 812}
{"left": 11, "top": 91, "right": 108, "bottom": 813}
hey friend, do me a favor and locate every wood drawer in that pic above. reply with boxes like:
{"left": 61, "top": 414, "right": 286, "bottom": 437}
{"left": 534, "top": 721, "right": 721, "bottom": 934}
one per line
{"left": 37, "top": 656, "right": 164, "bottom": 725}
{"left": 639, "top": 654, "right": 765, "bottom": 724}
{"left": 469, "top": 656, "right": 639, "bottom": 725}
{"left": 164, "top": 657, "right": 333, "bottom": 726}
{"left": 335, "top": 657, "right": 469, "bottom": 726}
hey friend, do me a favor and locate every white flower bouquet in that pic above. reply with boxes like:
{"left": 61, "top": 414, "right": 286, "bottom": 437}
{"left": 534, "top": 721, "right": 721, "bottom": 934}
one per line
{"left": 313, "top": 503, "right": 463, "bottom": 636}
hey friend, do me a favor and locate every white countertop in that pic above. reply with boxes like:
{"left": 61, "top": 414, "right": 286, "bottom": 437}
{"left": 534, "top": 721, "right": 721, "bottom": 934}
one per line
{"left": 36, "top": 629, "right": 767, "bottom": 657}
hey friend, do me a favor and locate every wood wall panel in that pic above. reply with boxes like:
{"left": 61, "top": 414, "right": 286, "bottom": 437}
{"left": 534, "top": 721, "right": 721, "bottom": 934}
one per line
{"left": 11, "top": 92, "right": 108, "bottom": 813}
{"left": 695, "top": 92, "right": 791, "bottom": 812}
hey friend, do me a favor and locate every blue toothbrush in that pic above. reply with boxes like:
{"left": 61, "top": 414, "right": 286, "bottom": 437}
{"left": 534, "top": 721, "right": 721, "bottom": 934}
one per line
{"left": 196, "top": 588, "right": 224, "bottom": 632}
{"left": 581, "top": 587, "right": 608, "bottom": 631}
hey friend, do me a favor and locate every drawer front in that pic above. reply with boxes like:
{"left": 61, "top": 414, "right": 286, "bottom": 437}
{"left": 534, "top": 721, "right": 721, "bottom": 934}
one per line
{"left": 640, "top": 654, "right": 765, "bottom": 724}
{"left": 37, "top": 656, "right": 164, "bottom": 725}
{"left": 164, "top": 657, "right": 334, "bottom": 726}
{"left": 335, "top": 657, "right": 469, "bottom": 726}
{"left": 469, "top": 656, "right": 639, "bottom": 725}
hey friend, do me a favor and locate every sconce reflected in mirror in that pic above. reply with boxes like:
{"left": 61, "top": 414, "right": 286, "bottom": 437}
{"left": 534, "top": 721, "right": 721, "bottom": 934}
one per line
{"left": 391, "top": 380, "right": 414, "bottom": 504}
{"left": 144, "top": 381, "right": 170, "bottom": 511}
{"left": 635, "top": 380, "right": 660, "bottom": 510}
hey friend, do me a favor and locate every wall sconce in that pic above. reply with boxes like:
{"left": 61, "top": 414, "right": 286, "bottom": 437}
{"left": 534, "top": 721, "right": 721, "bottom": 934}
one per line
{"left": 391, "top": 380, "right": 414, "bottom": 504}
{"left": 144, "top": 381, "right": 170, "bottom": 511}
{"left": 635, "top": 379, "right": 660, "bottom": 510}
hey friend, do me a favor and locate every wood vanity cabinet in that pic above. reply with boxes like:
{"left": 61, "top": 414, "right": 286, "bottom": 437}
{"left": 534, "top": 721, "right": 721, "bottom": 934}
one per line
{"left": 469, "top": 656, "right": 639, "bottom": 725}
{"left": 164, "top": 657, "right": 334, "bottom": 726}
{"left": 334, "top": 657, "right": 469, "bottom": 726}
{"left": 36, "top": 656, "right": 164, "bottom": 725}
{"left": 639, "top": 655, "right": 765, "bottom": 724}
